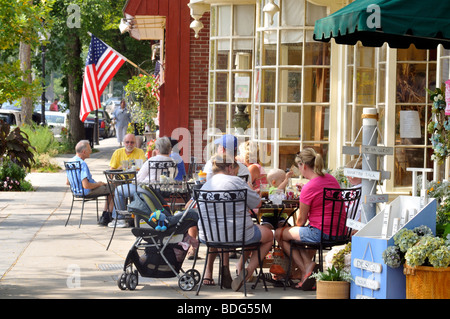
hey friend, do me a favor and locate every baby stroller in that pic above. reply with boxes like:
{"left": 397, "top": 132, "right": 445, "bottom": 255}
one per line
{"left": 117, "top": 185, "right": 200, "bottom": 291}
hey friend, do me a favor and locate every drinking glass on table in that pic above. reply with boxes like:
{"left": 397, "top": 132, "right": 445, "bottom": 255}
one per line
{"left": 260, "top": 183, "right": 269, "bottom": 200}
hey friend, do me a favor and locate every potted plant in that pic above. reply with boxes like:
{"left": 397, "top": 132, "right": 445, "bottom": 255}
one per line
{"left": 124, "top": 74, "right": 159, "bottom": 135}
{"left": 382, "top": 225, "right": 450, "bottom": 299}
{"left": 311, "top": 243, "right": 353, "bottom": 299}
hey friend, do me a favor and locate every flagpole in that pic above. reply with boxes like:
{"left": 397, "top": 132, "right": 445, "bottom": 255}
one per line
{"left": 87, "top": 32, "right": 152, "bottom": 76}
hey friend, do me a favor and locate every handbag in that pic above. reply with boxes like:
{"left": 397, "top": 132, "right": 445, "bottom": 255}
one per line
{"left": 269, "top": 227, "right": 290, "bottom": 275}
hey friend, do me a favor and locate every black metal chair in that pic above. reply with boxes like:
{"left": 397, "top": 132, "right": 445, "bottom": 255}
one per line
{"left": 186, "top": 156, "right": 199, "bottom": 180}
{"left": 64, "top": 161, "right": 108, "bottom": 228}
{"left": 148, "top": 160, "right": 183, "bottom": 210}
{"left": 194, "top": 188, "right": 268, "bottom": 296}
{"left": 148, "top": 160, "right": 178, "bottom": 182}
{"left": 104, "top": 169, "right": 138, "bottom": 250}
{"left": 284, "top": 187, "right": 362, "bottom": 288}
{"left": 238, "top": 174, "right": 249, "bottom": 182}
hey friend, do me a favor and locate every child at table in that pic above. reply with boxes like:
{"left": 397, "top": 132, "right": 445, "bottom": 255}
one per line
{"left": 261, "top": 168, "right": 294, "bottom": 229}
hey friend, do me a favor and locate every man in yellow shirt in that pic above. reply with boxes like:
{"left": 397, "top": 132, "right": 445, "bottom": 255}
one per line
{"left": 109, "top": 134, "right": 147, "bottom": 170}
{"left": 107, "top": 134, "right": 147, "bottom": 228}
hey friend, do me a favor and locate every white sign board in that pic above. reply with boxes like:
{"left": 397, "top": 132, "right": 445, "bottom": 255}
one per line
{"left": 344, "top": 168, "right": 381, "bottom": 181}
{"left": 360, "top": 145, "right": 393, "bottom": 156}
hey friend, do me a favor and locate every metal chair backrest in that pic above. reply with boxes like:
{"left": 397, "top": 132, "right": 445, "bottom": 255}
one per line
{"left": 148, "top": 160, "right": 178, "bottom": 182}
{"left": 186, "top": 156, "right": 199, "bottom": 179}
{"left": 65, "top": 161, "right": 87, "bottom": 197}
{"left": 194, "top": 189, "right": 248, "bottom": 245}
{"left": 238, "top": 175, "right": 249, "bottom": 182}
{"left": 320, "top": 187, "right": 362, "bottom": 242}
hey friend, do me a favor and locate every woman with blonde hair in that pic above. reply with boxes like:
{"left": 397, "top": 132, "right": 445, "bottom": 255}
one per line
{"left": 274, "top": 148, "right": 340, "bottom": 290}
{"left": 197, "top": 153, "right": 273, "bottom": 291}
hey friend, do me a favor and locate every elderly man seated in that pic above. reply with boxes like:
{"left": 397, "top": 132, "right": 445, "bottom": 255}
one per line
{"left": 109, "top": 133, "right": 146, "bottom": 170}
{"left": 106, "top": 133, "right": 147, "bottom": 228}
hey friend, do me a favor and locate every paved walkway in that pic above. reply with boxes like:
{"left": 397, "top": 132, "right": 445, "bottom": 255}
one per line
{"left": 0, "top": 137, "right": 315, "bottom": 300}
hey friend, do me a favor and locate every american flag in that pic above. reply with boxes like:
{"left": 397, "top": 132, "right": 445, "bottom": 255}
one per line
{"left": 80, "top": 35, "right": 126, "bottom": 122}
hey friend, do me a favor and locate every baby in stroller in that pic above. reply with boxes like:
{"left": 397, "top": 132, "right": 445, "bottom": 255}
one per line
{"left": 118, "top": 185, "right": 200, "bottom": 291}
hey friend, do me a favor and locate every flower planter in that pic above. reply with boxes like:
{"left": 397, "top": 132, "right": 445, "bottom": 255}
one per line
{"left": 316, "top": 281, "right": 350, "bottom": 299}
{"left": 404, "top": 264, "right": 450, "bottom": 299}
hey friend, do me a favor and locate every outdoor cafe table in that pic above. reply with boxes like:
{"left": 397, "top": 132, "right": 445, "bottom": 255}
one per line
{"left": 139, "top": 180, "right": 190, "bottom": 212}
{"left": 255, "top": 199, "right": 300, "bottom": 227}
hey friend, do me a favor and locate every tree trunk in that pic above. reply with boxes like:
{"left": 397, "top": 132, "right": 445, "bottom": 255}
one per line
{"left": 19, "top": 41, "right": 33, "bottom": 125}
{"left": 66, "top": 33, "right": 84, "bottom": 143}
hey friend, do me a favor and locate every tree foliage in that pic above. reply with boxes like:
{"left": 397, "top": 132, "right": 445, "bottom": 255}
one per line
{"left": 0, "top": 0, "right": 50, "bottom": 104}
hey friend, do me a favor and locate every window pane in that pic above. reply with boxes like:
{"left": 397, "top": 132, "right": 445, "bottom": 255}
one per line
{"left": 233, "top": 51, "right": 252, "bottom": 70}
{"left": 282, "top": 0, "right": 304, "bottom": 27}
{"left": 261, "top": 69, "right": 276, "bottom": 103}
{"left": 262, "top": 30, "right": 277, "bottom": 65}
{"left": 304, "top": 38, "right": 330, "bottom": 65}
{"left": 217, "top": 44, "right": 229, "bottom": 69}
{"left": 396, "top": 63, "right": 427, "bottom": 103}
{"left": 234, "top": 5, "right": 254, "bottom": 36}
{"left": 215, "top": 72, "right": 229, "bottom": 102}
{"left": 356, "top": 68, "right": 376, "bottom": 105}
{"left": 214, "top": 104, "right": 228, "bottom": 133}
{"left": 218, "top": 6, "right": 231, "bottom": 36}
{"left": 231, "top": 105, "right": 251, "bottom": 134}
{"left": 344, "top": 104, "right": 363, "bottom": 145}
{"left": 303, "top": 105, "right": 329, "bottom": 141}
{"left": 395, "top": 105, "right": 427, "bottom": 145}
{"left": 259, "top": 105, "right": 275, "bottom": 140}
{"left": 397, "top": 46, "right": 428, "bottom": 61}
{"left": 278, "top": 69, "right": 301, "bottom": 103}
{"left": 278, "top": 105, "right": 301, "bottom": 139}
{"left": 395, "top": 148, "right": 425, "bottom": 186}
{"left": 305, "top": 1, "right": 327, "bottom": 26}
{"left": 279, "top": 143, "right": 301, "bottom": 171}
{"left": 303, "top": 68, "right": 330, "bottom": 102}
{"left": 280, "top": 41, "right": 302, "bottom": 65}
{"left": 233, "top": 72, "right": 252, "bottom": 103}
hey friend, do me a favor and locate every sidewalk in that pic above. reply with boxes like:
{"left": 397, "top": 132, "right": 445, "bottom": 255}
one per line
{"left": 0, "top": 137, "right": 315, "bottom": 300}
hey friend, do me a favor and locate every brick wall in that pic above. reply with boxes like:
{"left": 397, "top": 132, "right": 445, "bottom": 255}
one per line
{"left": 189, "top": 12, "right": 210, "bottom": 164}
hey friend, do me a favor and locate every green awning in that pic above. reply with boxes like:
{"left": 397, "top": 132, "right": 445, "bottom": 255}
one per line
{"left": 313, "top": 0, "right": 450, "bottom": 49}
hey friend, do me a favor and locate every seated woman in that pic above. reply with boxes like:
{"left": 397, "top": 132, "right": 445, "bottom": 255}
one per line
{"left": 197, "top": 153, "right": 273, "bottom": 291}
{"left": 274, "top": 148, "right": 341, "bottom": 290}
{"left": 137, "top": 136, "right": 178, "bottom": 183}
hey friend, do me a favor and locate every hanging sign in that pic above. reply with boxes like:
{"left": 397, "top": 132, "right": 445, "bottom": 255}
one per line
{"left": 446, "top": 79, "right": 450, "bottom": 116}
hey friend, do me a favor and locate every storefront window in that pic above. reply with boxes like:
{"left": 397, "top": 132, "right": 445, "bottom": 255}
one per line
{"left": 208, "top": 4, "right": 256, "bottom": 159}
{"left": 254, "top": 0, "right": 329, "bottom": 169}
{"left": 344, "top": 43, "right": 380, "bottom": 162}
{"left": 394, "top": 46, "right": 436, "bottom": 187}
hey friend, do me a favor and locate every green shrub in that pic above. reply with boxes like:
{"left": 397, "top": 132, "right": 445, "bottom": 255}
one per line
{"left": 21, "top": 124, "right": 59, "bottom": 156}
{"left": 0, "top": 158, "right": 33, "bottom": 191}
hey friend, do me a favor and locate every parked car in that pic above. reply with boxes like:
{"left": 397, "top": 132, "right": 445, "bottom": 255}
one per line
{"left": 2, "top": 101, "right": 41, "bottom": 124}
{"left": 84, "top": 108, "right": 115, "bottom": 139}
{"left": 0, "top": 109, "right": 22, "bottom": 127}
{"left": 45, "top": 111, "right": 68, "bottom": 140}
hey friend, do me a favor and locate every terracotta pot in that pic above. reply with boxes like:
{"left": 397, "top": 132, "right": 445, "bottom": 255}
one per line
{"left": 316, "top": 280, "right": 350, "bottom": 299}
{"left": 404, "top": 264, "right": 450, "bottom": 299}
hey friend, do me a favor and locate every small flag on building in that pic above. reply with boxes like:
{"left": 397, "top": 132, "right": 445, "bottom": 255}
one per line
{"left": 80, "top": 34, "right": 126, "bottom": 122}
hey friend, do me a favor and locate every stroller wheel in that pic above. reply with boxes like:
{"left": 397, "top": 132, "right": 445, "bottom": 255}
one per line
{"left": 186, "top": 269, "right": 201, "bottom": 285}
{"left": 178, "top": 274, "right": 196, "bottom": 291}
{"left": 126, "top": 272, "right": 138, "bottom": 290}
{"left": 117, "top": 272, "right": 127, "bottom": 290}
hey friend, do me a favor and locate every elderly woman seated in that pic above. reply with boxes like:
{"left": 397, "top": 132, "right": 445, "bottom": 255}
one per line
{"left": 197, "top": 153, "right": 273, "bottom": 291}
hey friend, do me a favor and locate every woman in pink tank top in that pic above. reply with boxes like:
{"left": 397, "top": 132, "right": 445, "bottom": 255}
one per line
{"left": 274, "top": 148, "right": 340, "bottom": 290}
